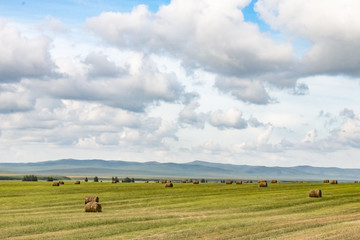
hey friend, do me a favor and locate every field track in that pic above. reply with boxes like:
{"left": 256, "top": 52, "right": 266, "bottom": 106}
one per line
{"left": 1, "top": 181, "right": 360, "bottom": 239}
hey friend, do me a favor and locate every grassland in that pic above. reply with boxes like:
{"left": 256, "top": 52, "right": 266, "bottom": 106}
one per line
{"left": 1, "top": 181, "right": 360, "bottom": 239}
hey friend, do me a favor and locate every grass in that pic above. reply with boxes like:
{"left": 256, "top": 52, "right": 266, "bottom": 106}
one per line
{"left": 1, "top": 181, "right": 360, "bottom": 239}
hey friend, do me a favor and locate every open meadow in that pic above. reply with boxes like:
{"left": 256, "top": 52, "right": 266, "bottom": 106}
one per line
{"left": 1, "top": 181, "right": 360, "bottom": 239}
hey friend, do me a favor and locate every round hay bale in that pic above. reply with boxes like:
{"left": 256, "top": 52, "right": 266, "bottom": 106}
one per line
{"left": 186, "top": 180, "right": 190, "bottom": 183}
{"left": 236, "top": 181, "right": 242, "bottom": 184}
{"left": 165, "top": 181, "right": 173, "bottom": 188}
{"left": 85, "top": 196, "right": 99, "bottom": 204}
{"left": 271, "top": 180, "right": 277, "bottom": 183}
{"left": 85, "top": 202, "right": 102, "bottom": 212}
{"left": 58, "top": 181, "right": 64, "bottom": 185}
{"left": 323, "top": 180, "right": 329, "bottom": 183}
{"left": 193, "top": 180, "right": 199, "bottom": 184}
{"left": 298, "top": 181, "right": 303, "bottom": 183}
{"left": 145, "top": 181, "right": 149, "bottom": 183}
{"left": 259, "top": 182, "right": 267, "bottom": 187}
{"left": 258, "top": 180, "right": 267, "bottom": 183}
{"left": 181, "top": 180, "right": 187, "bottom": 183}
{"left": 74, "top": 181, "right": 80, "bottom": 184}
{"left": 161, "top": 180, "right": 167, "bottom": 184}
{"left": 309, "top": 189, "right": 322, "bottom": 198}
{"left": 111, "top": 180, "right": 116, "bottom": 184}
{"left": 330, "top": 180, "right": 338, "bottom": 184}
{"left": 354, "top": 181, "right": 358, "bottom": 183}
{"left": 155, "top": 181, "right": 159, "bottom": 183}
{"left": 225, "top": 180, "right": 233, "bottom": 184}
{"left": 243, "top": 181, "right": 248, "bottom": 183}
{"left": 52, "top": 182, "right": 60, "bottom": 186}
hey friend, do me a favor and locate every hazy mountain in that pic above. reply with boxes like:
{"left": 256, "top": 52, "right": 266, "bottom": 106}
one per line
{"left": 0, "top": 159, "right": 359, "bottom": 181}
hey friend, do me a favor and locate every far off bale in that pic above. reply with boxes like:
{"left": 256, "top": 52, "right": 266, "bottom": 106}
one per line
{"left": 236, "top": 181, "right": 242, "bottom": 184}
{"left": 186, "top": 180, "right": 190, "bottom": 183}
{"left": 161, "top": 180, "right": 167, "bottom": 184}
{"left": 323, "top": 180, "right": 329, "bottom": 183}
{"left": 112, "top": 181, "right": 116, "bottom": 184}
{"left": 193, "top": 180, "right": 199, "bottom": 184}
{"left": 330, "top": 180, "right": 338, "bottom": 184}
{"left": 181, "top": 180, "right": 187, "bottom": 183}
{"left": 355, "top": 181, "right": 358, "bottom": 183}
{"left": 258, "top": 180, "right": 267, "bottom": 183}
{"left": 243, "top": 181, "right": 248, "bottom": 183}
{"left": 155, "top": 181, "right": 159, "bottom": 183}
{"left": 74, "top": 181, "right": 80, "bottom": 184}
{"left": 165, "top": 181, "right": 173, "bottom": 188}
{"left": 85, "top": 202, "right": 102, "bottom": 212}
{"left": 309, "top": 189, "right": 322, "bottom": 198}
{"left": 259, "top": 182, "right": 267, "bottom": 187}
{"left": 298, "top": 181, "right": 303, "bottom": 183}
{"left": 145, "top": 181, "right": 149, "bottom": 183}
{"left": 271, "top": 180, "right": 277, "bottom": 183}
{"left": 226, "top": 180, "right": 233, "bottom": 184}
{"left": 52, "top": 182, "right": 60, "bottom": 186}
{"left": 85, "top": 196, "right": 99, "bottom": 204}
{"left": 58, "top": 181, "right": 64, "bottom": 185}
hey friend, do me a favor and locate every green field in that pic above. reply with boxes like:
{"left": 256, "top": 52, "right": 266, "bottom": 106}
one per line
{"left": 1, "top": 181, "right": 360, "bottom": 239}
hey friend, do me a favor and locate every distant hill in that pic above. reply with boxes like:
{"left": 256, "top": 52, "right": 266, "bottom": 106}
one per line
{"left": 0, "top": 159, "right": 360, "bottom": 181}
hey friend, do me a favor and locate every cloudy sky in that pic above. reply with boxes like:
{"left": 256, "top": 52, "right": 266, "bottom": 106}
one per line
{"left": 0, "top": 0, "right": 359, "bottom": 167}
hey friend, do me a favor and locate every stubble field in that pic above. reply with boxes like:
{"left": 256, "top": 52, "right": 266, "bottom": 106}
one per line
{"left": 1, "top": 181, "right": 360, "bottom": 239}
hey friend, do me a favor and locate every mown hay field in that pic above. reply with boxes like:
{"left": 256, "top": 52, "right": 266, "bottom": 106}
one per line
{"left": 1, "top": 181, "right": 360, "bottom": 239}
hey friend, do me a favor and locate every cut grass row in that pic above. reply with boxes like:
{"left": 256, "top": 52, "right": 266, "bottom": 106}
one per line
{"left": 1, "top": 181, "right": 360, "bottom": 239}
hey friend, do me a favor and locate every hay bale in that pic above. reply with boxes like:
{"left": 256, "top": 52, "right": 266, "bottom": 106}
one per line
{"left": 145, "top": 181, "right": 149, "bottom": 183}
{"left": 111, "top": 180, "right": 116, "bottom": 184}
{"left": 85, "top": 196, "right": 99, "bottom": 204}
{"left": 259, "top": 182, "right": 267, "bottom": 187}
{"left": 323, "top": 180, "right": 329, "bottom": 183}
{"left": 155, "top": 181, "right": 159, "bottom": 183}
{"left": 186, "top": 180, "right": 190, "bottom": 183}
{"left": 236, "top": 181, "right": 242, "bottom": 184}
{"left": 181, "top": 180, "right": 187, "bottom": 183}
{"left": 330, "top": 180, "right": 338, "bottom": 184}
{"left": 309, "top": 189, "right": 322, "bottom": 198}
{"left": 271, "top": 180, "right": 277, "bottom": 183}
{"left": 52, "top": 182, "right": 59, "bottom": 186}
{"left": 193, "top": 180, "right": 199, "bottom": 184}
{"left": 161, "top": 180, "right": 167, "bottom": 184}
{"left": 165, "top": 181, "right": 173, "bottom": 188}
{"left": 74, "top": 181, "right": 80, "bottom": 184}
{"left": 243, "top": 181, "right": 248, "bottom": 183}
{"left": 225, "top": 180, "right": 233, "bottom": 184}
{"left": 258, "top": 180, "right": 267, "bottom": 183}
{"left": 298, "top": 181, "right": 303, "bottom": 183}
{"left": 58, "top": 181, "right": 64, "bottom": 185}
{"left": 355, "top": 181, "right": 358, "bottom": 183}
{"left": 85, "top": 202, "right": 102, "bottom": 212}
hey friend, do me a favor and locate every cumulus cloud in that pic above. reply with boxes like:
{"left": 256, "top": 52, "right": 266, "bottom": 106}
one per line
{"left": 255, "top": 0, "right": 360, "bottom": 77}
{"left": 0, "top": 84, "right": 35, "bottom": 113}
{"left": 84, "top": 52, "right": 124, "bottom": 78}
{"left": 178, "top": 101, "right": 208, "bottom": 129}
{"left": 209, "top": 108, "right": 247, "bottom": 130}
{"left": 87, "top": 0, "right": 296, "bottom": 104}
{"left": 0, "top": 20, "right": 55, "bottom": 82}
{"left": 39, "top": 15, "right": 68, "bottom": 33}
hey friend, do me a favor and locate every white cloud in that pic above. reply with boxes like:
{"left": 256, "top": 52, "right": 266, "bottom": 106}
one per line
{"left": 0, "top": 20, "right": 55, "bottom": 82}
{"left": 178, "top": 101, "right": 208, "bottom": 129}
{"left": 209, "top": 108, "right": 247, "bottom": 130}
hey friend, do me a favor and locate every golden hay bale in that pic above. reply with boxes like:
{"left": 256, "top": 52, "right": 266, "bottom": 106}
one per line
{"left": 243, "top": 181, "right": 248, "bottom": 183}
{"left": 165, "top": 182, "right": 173, "bottom": 188}
{"left": 259, "top": 182, "right": 267, "bottom": 187}
{"left": 145, "top": 181, "right": 149, "bottom": 183}
{"left": 74, "top": 181, "right": 80, "bottom": 184}
{"left": 323, "top": 180, "right": 329, "bottom": 183}
{"left": 58, "top": 181, "right": 64, "bottom": 185}
{"left": 355, "top": 181, "right": 358, "bottom": 183}
{"left": 161, "top": 180, "right": 167, "bottom": 184}
{"left": 236, "top": 181, "right": 242, "bottom": 184}
{"left": 181, "top": 180, "right": 187, "bottom": 183}
{"left": 225, "top": 180, "right": 233, "bottom": 184}
{"left": 271, "top": 180, "right": 277, "bottom": 183}
{"left": 309, "top": 189, "right": 322, "bottom": 198}
{"left": 258, "top": 180, "right": 267, "bottom": 183}
{"left": 193, "top": 180, "right": 199, "bottom": 184}
{"left": 330, "top": 180, "right": 338, "bottom": 184}
{"left": 52, "top": 182, "right": 59, "bottom": 186}
{"left": 155, "top": 181, "right": 159, "bottom": 183}
{"left": 111, "top": 180, "right": 116, "bottom": 184}
{"left": 85, "top": 196, "right": 99, "bottom": 204}
{"left": 85, "top": 202, "right": 102, "bottom": 212}
{"left": 298, "top": 181, "right": 303, "bottom": 183}
{"left": 186, "top": 180, "right": 190, "bottom": 183}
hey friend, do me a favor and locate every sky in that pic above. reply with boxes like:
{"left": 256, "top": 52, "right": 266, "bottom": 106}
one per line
{"left": 0, "top": 0, "right": 359, "bottom": 167}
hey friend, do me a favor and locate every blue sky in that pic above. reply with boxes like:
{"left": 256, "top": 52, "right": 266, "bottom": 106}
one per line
{"left": 0, "top": 0, "right": 360, "bottom": 168}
